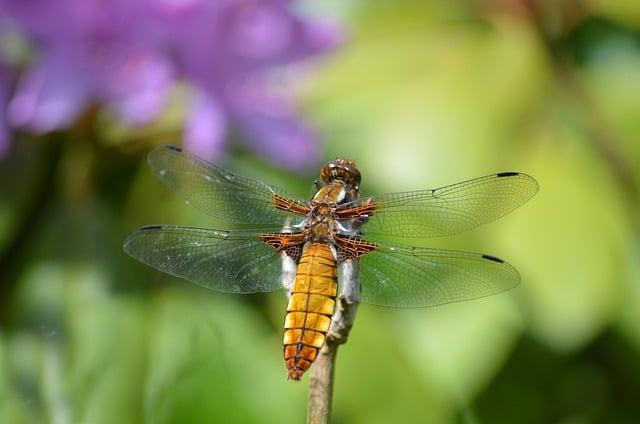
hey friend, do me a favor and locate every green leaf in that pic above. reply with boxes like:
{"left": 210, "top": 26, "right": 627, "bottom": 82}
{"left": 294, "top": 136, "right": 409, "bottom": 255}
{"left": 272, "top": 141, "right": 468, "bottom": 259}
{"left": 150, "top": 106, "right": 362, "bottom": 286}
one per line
{"left": 143, "top": 288, "right": 304, "bottom": 424}
{"left": 394, "top": 296, "right": 522, "bottom": 404}
{"left": 501, "top": 128, "right": 628, "bottom": 352}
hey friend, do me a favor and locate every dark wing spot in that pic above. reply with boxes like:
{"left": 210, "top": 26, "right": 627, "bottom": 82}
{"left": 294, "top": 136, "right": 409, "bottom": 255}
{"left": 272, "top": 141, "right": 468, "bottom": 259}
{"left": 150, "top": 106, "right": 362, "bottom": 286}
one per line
{"left": 482, "top": 254, "right": 504, "bottom": 263}
{"left": 140, "top": 225, "right": 163, "bottom": 231}
{"left": 165, "top": 145, "right": 183, "bottom": 152}
{"left": 496, "top": 172, "right": 519, "bottom": 177}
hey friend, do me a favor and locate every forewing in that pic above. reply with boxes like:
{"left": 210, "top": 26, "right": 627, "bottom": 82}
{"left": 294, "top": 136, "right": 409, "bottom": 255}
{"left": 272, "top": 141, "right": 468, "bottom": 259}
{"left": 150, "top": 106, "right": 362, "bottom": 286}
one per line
{"left": 342, "top": 172, "right": 538, "bottom": 238}
{"left": 123, "top": 225, "right": 287, "bottom": 293}
{"left": 148, "top": 145, "right": 308, "bottom": 227}
{"left": 358, "top": 243, "right": 520, "bottom": 307}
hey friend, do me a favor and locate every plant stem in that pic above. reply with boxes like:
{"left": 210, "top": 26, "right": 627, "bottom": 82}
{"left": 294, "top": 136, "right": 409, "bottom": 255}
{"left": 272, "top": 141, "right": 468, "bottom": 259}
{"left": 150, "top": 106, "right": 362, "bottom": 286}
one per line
{"left": 307, "top": 339, "right": 337, "bottom": 424}
{"left": 307, "top": 259, "right": 360, "bottom": 424}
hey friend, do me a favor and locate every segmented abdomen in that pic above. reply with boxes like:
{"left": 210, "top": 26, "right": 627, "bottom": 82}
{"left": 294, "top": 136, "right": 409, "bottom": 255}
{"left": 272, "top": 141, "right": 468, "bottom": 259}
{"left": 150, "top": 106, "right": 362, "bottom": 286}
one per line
{"left": 283, "top": 243, "right": 337, "bottom": 380}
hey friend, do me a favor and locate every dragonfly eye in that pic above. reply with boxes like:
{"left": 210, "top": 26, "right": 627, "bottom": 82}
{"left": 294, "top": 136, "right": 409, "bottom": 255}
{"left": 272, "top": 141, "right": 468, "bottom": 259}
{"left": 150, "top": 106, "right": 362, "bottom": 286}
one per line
{"left": 320, "top": 158, "right": 361, "bottom": 186}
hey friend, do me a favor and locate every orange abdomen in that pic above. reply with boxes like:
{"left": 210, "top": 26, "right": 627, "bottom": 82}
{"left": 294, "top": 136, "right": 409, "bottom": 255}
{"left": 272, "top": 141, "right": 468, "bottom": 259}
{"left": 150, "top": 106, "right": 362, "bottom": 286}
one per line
{"left": 283, "top": 243, "right": 337, "bottom": 380}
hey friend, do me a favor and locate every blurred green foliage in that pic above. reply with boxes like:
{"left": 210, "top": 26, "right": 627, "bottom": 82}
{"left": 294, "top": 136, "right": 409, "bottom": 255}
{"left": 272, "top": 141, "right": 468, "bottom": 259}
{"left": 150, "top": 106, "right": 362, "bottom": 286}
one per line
{"left": 1, "top": 1, "right": 640, "bottom": 423}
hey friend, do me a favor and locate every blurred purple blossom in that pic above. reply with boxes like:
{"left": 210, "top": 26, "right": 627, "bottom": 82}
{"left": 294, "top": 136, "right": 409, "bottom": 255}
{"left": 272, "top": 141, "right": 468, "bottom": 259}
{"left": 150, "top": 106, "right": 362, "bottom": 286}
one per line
{"left": 0, "top": 0, "right": 341, "bottom": 168}
{"left": 0, "top": 64, "right": 8, "bottom": 157}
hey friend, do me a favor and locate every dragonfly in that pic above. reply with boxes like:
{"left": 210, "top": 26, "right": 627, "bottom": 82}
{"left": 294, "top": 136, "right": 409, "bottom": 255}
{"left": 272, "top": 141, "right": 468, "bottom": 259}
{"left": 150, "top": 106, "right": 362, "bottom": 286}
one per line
{"left": 124, "top": 145, "right": 538, "bottom": 380}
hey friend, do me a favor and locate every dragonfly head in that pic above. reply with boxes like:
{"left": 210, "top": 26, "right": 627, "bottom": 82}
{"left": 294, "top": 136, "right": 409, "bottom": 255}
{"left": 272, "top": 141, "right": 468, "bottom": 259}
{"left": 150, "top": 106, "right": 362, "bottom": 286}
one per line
{"left": 320, "top": 158, "right": 361, "bottom": 188}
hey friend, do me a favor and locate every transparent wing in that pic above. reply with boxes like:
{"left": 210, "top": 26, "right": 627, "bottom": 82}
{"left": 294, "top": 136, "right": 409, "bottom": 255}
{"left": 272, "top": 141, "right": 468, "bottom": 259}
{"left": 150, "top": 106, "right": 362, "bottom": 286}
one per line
{"left": 359, "top": 243, "right": 520, "bottom": 307}
{"left": 343, "top": 172, "right": 538, "bottom": 238}
{"left": 123, "top": 225, "right": 286, "bottom": 293}
{"left": 148, "top": 145, "right": 308, "bottom": 227}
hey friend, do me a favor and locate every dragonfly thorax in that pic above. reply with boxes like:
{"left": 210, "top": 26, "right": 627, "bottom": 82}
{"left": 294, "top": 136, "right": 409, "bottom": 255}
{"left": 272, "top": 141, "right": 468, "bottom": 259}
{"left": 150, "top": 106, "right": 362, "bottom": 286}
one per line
{"left": 305, "top": 181, "right": 349, "bottom": 242}
{"left": 312, "top": 182, "right": 347, "bottom": 204}
{"left": 304, "top": 204, "right": 337, "bottom": 242}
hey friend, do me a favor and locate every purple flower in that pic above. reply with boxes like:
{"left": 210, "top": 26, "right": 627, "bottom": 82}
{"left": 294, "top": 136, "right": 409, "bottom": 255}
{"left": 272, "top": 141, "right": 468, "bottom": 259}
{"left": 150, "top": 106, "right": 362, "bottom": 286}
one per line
{"left": 0, "top": 0, "right": 341, "bottom": 168}
{"left": 1, "top": 0, "right": 174, "bottom": 138}
{"left": 0, "top": 64, "right": 9, "bottom": 157}
{"left": 151, "top": 0, "right": 339, "bottom": 168}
